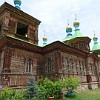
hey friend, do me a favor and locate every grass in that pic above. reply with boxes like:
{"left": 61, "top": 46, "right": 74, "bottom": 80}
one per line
{"left": 55, "top": 89, "right": 100, "bottom": 100}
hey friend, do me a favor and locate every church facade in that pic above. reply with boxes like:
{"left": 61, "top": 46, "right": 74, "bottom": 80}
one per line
{"left": 0, "top": 2, "right": 100, "bottom": 90}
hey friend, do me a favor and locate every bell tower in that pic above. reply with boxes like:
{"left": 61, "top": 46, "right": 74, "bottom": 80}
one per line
{"left": 0, "top": 2, "right": 41, "bottom": 45}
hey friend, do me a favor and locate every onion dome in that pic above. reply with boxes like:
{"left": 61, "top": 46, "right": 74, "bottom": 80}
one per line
{"left": 73, "top": 14, "right": 80, "bottom": 28}
{"left": 63, "top": 23, "right": 73, "bottom": 41}
{"left": 43, "top": 31, "right": 47, "bottom": 46}
{"left": 43, "top": 35, "right": 47, "bottom": 41}
{"left": 92, "top": 34, "right": 100, "bottom": 51}
{"left": 73, "top": 16, "right": 83, "bottom": 38}
{"left": 14, "top": 0, "right": 21, "bottom": 9}
{"left": 93, "top": 34, "right": 98, "bottom": 42}
{"left": 73, "top": 19, "right": 80, "bottom": 27}
{"left": 66, "top": 23, "right": 72, "bottom": 33}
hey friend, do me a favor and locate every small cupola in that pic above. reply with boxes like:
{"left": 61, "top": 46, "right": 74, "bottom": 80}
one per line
{"left": 14, "top": 0, "right": 21, "bottom": 9}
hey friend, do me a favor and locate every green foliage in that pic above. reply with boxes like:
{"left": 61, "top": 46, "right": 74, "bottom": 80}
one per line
{"left": 64, "top": 77, "right": 80, "bottom": 92}
{"left": 0, "top": 88, "right": 24, "bottom": 100}
{"left": 24, "top": 75, "right": 40, "bottom": 100}
{"left": 40, "top": 78, "right": 55, "bottom": 97}
{"left": 37, "top": 78, "right": 65, "bottom": 99}
{"left": 0, "top": 77, "right": 80, "bottom": 100}
{"left": 54, "top": 79, "right": 64, "bottom": 95}
{"left": 37, "top": 84, "right": 46, "bottom": 100}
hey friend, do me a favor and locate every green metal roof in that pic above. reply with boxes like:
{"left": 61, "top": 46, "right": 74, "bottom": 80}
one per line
{"left": 63, "top": 35, "right": 73, "bottom": 41}
{"left": 5, "top": 35, "right": 40, "bottom": 47}
{"left": 73, "top": 29, "right": 83, "bottom": 38}
{"left": 92, "top": 44, "right": 100, "bottom": 51}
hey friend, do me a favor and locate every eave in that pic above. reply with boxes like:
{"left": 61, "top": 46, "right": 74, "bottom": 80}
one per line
{"left": 0, "top": 35, "right": 43, "bottom": 54}
{"left": 42, "top": 41, "right": 88, "bottom": 58}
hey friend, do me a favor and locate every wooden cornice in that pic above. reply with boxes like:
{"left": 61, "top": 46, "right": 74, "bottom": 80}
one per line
{"left": 0, "top": 35, "right": 43, "bottom": 54}
{"left": 43, "top": 41, "right": 87, "bottom": 58}
{"left": 67, "top": 37, "right": 91, "bottom": 44}
{"left": 0, "top": 36, "right": 90, "bottom": 58}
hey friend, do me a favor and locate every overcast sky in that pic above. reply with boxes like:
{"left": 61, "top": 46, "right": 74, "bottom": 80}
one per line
{"left": 0, "top": 0, "right": 100, "bottom": 49}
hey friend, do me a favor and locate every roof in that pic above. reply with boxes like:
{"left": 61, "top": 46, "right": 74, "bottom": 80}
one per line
{"left": 0, "top": 35, "right": 88, "bottom": 58}
{"left": 73, "top": 29, "right": 83, "bottom": 38}
{"left": 63, "top": 35, "right": 73, "bottom": 41}
{"left": 5, "top": 35, "right": 41, "bottom": 47}
{"left": 92, "top": 44, "right": 100, "bottom": 51}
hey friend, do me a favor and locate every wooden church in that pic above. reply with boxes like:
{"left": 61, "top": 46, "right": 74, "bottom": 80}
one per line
{"left": 0, "top": 1, "right": 100, "bottom": 90}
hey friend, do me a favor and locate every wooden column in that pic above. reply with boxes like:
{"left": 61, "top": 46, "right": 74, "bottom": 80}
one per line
{"left": 2, "top": 47, "right": 13, "bottom": 86}
{"left": 54, "top": 50, "right": 61, "bottom": 80}
{"left": 3, "top": 47, "right": 13, "bottom": 72}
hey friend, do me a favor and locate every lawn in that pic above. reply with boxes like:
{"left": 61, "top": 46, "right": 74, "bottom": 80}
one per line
{"left": 56, "top": 89, "right": 100, "bottom": 100}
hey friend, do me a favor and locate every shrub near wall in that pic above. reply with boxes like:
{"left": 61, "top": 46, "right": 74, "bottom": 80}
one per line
{"left": 64, "top": 77, "right": 80, "bottom": 97}
{"left": 0, "top": 88, "right": 24, "bottom": 100}
{"left": 37, "top": 78, "right": 65, "bottom": 99}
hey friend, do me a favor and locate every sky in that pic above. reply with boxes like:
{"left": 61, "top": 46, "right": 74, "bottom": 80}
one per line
{"left": 0, "top": 0, "right": 100, "bottom": 49}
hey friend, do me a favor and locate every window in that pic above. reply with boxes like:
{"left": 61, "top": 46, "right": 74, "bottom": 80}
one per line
{"left": 46, "top": 57, "right": 53, "bottom": 73}
{"left": 63, "top": 57, "right": 68, "bottom": 73}
{"left": 24, "top": 58, "right": 32, "bottom": 73}
{"left": 69, "top": 59, "right": 74, "bottom": 74}
{"left": 81, "top": 61, "right": 86, "bottom": 75}
{"left": 90, "top": 63, "right": 95, "bottom": 75}
{"left": 16, "top": 22, "right": 28, "bottom": 37}
{"left": 79, "top": 44, "right": 84, "bottom": 50}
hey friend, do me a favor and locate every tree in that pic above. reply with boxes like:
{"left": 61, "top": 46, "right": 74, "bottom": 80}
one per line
{"left": 24, "top": 75, "right": 40, "bottom": 100}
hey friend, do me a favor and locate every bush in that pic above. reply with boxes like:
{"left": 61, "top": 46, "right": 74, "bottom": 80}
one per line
{"left": 54, "top": 79, "right": 64, "bottom": 95}
{"left": 41, "top": 78, "right": 55, "bottom": 97}
{"left": 0, "top": 88, "right": 24, "bottom": 100}
{"left": 37, "top": 78, "right": 65, "bottom": 99}
{"left": 64, "top": 76, "right": 80, "bottom": 93}
{"left": 37, "top": 84, "right": 46, "bottom": 100}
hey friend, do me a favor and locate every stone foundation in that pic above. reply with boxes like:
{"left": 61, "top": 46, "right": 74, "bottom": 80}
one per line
{"left": 77, "top": 84, "right": 89, "bottom": 92}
